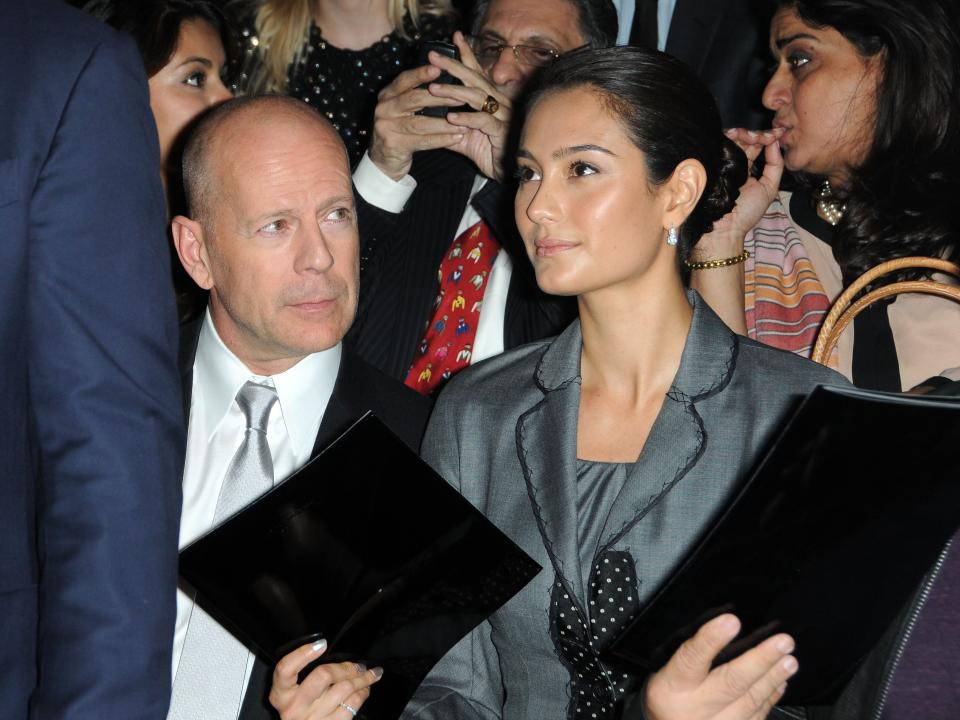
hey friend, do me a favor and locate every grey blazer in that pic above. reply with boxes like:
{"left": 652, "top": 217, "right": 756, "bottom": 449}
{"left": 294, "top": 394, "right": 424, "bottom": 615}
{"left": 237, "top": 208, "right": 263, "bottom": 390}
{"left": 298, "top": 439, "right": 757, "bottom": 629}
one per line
{"left": 403, "top": 292, "right": 846, "bottom": 720}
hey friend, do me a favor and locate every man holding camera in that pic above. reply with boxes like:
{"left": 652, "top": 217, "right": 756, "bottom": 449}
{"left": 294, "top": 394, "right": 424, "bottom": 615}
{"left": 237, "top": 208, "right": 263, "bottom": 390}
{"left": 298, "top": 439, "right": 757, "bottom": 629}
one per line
{"left": 347, "top": 0, "right": 618, "bottom": 394}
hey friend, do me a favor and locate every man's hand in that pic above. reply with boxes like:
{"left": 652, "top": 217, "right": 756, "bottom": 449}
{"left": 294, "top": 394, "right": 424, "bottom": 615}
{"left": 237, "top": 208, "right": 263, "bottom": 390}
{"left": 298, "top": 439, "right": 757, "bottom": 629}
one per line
{"left": 369, "top": 61, "right": 466, "bottom": 180}
{"left": 643, "top": 614, "right": 798, "bottom": 720}
{"left": 425, "top": 32, "right": 513, "bottom": 181}
{"left": 368, "top": 32, "right": 512, "bottom": 182}
{"left": 269, "top": 641, "right": 383, "bottom": 720}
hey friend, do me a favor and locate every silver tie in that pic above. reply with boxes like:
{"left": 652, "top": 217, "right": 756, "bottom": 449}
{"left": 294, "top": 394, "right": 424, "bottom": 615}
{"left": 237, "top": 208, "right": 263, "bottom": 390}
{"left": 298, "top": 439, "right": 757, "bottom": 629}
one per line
{"left": 169, "top": 381, "right": 279, "bottom": 720}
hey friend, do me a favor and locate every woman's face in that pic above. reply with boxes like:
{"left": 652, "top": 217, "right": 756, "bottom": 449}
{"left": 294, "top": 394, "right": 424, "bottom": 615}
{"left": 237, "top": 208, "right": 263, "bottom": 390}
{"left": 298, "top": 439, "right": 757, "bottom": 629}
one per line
{"left": 762, "top": 7, "right": 881, "bottom": 185}
{"left": 514, "top": 87, "right": 671, "bottom": 298}
{"left": 149, "top": 18, "right": 232, "bottom": 173}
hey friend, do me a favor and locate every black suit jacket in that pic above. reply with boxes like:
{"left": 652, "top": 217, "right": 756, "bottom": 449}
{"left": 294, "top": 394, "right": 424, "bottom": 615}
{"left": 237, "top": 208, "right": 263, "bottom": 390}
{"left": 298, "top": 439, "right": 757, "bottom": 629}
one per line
{"left": 347, "top": 149, "right": 577, "bottom": 382}
{"left": 663, "top": 0, "right": 773, "bottom": 130}
{"left": 177, "top": 318, "right": 433, "bottom": 720}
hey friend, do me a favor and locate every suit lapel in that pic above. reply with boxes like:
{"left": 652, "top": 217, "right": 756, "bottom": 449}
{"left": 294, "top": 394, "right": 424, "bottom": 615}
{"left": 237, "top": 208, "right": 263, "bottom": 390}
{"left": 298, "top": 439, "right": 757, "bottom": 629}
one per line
{"left": 515, "top": 321, "right": 587, "bottom": 610}
{"left": 311, "top": 350, "right": 374, "bottom": 457}
{"left": 664, "top": 0, "right": 723, "bottom": 75}
{"left": 596, "top": 292, "right": 738, "bottom": 552}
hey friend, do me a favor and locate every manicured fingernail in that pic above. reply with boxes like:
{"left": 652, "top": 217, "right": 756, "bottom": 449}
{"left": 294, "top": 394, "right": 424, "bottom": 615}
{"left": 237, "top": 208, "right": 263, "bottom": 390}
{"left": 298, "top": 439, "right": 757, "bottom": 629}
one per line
{"left": 717, "top": 614, "right": 739, "bottom": 633}
{"left": 783, "top": 657, "right": 799, "bottom": 674}
{"left": 355, "top": 662, "right": 367, "bottom": 673}
{"left": 747, "top": 130, "right": 758, "bottom": 137}
{"left": 371, "top": 666, "right": 385, "bottom": 679}
{"left": 777, "top": 682, "right": 788, "bottom": 694}
{"left": 447, "top": 112, "right": 459, "bottom": 119}
{"left": 775, "top": 636, "right": 795, "bottom": 654}
{"left": 724, "top": 129, "right": 736, "bottom": 137}
{"left": 311, "top": 639, "right": 327, "bottom": 653}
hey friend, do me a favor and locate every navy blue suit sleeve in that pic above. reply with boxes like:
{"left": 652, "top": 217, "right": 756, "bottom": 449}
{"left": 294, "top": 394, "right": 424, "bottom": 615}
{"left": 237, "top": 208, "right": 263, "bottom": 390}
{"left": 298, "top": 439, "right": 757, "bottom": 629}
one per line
{"left": 26, "top": 28, "right": 184, "bottom": 720}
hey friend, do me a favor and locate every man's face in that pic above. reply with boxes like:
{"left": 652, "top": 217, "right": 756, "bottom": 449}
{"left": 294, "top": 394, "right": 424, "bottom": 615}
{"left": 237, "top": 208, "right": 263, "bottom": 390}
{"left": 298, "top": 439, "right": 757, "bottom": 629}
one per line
{"left": 476, "top": 0, "right": 586, "bottom": 101}
{"left": 198, "top": 113, "right": 359, "bottom": 375}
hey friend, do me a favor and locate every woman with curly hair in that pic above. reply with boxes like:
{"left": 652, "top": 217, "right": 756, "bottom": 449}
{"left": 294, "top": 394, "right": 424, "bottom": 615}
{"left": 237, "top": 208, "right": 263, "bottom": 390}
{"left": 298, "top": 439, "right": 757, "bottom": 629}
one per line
{"left": 691, "top": 0, "right": 960, "bottom": 392}
{"left": 233, "top": 0, "right": 457, "bottom": 165}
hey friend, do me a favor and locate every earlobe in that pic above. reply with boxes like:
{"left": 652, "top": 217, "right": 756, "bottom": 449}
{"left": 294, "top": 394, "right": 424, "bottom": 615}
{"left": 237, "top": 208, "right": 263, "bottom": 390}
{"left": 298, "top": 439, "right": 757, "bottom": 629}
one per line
{"left": 171, "top": 215, "right": 214, "bottom": 290}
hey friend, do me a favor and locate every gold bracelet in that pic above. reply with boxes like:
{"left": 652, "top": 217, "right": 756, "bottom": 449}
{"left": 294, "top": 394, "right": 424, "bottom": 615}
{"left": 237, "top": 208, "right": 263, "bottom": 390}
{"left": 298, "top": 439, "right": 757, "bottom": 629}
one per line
{"left": 684, "top": 250, "right": 750, "bottom": 270}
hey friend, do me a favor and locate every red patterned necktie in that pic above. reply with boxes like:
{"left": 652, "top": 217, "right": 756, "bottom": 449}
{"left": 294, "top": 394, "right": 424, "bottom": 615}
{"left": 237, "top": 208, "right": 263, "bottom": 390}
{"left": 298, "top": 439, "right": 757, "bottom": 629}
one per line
{"left": 405, "top": 220, "right": 499, "bottom": 394}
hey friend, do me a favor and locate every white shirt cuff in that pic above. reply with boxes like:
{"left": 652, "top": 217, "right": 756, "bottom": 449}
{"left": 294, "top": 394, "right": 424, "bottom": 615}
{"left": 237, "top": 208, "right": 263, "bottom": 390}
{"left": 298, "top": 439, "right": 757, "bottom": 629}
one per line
{"left": 353, "top": 152, "right": 417, "bottom": 214}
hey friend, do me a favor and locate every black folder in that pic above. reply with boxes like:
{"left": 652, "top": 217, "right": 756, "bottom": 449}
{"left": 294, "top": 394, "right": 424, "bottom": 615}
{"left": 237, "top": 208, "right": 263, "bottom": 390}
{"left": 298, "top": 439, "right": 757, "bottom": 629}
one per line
{"left": 603, "top": 385, "right": 960, "bottom": 705}
{"left": 179, "top": 413, "right": 541, "bottom": 720}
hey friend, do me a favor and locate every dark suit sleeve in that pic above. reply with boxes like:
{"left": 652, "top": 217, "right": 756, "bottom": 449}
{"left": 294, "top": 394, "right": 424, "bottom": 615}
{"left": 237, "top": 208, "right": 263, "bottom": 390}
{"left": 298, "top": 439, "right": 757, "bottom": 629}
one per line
{"left": 355, "top": 186, "right": 403, "bottom": 256}
{"left": 27, "top": 29, "right": 184, "bottom": 719}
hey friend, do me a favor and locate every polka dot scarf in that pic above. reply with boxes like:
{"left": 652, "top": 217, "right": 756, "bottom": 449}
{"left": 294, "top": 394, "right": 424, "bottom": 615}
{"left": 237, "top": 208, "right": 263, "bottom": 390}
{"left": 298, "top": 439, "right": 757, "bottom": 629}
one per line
{"left": 550, "top": 549, "right": 641, "bottom": 719}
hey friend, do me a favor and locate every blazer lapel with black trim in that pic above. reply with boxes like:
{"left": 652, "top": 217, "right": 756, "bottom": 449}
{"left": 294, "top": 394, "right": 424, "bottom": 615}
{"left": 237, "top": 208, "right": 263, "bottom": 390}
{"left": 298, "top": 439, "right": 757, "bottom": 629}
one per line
{"left": 514, "top": 320, "right": 588, "bottom": 609}
{"left": 595, "top": 293, "right": 737, "bottom": 558}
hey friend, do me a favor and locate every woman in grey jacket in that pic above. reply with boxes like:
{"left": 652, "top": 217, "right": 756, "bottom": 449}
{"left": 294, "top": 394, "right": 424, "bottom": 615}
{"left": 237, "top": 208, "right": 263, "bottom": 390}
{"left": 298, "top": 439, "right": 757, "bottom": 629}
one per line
{"left": 271, "top": 46, "right": 846, "bottom": 720}
{"left": 402, "top": 46, "right": 845, "bottom": 720}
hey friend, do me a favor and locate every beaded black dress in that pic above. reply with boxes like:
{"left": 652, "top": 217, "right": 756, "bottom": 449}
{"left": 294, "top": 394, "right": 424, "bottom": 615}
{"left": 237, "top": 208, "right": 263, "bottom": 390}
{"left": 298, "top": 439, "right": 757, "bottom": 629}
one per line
{"left": 235, "top": 11, "right": 454, "bottom": 166}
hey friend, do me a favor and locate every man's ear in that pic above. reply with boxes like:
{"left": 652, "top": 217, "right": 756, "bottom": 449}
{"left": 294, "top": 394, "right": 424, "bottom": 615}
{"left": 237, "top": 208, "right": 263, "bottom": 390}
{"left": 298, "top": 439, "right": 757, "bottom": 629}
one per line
{"left": 171, "top": 215, "right": 214, "bottom": 290}
{"left": 662, "top": 158, "right": 707, "bottom": 231}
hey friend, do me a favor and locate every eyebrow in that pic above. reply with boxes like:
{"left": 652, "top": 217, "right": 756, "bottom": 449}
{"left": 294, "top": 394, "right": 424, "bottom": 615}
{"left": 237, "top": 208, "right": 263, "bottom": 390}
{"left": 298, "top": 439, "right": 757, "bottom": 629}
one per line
{"left": 176, "top": 56, "right": 213, "bottom": 69}
{"left": 516, "top": 144, "right": 616, "bottom": 162}
{"left": 248, "top": 196, "right": 355, "bottom": 224}
{"left": 553, "top": 144, "right": 615, "bottom": 159}
{"left": 774, "top": 32, "right": 818, "bottom": 50}
{"left": 479, "top": 30, "right": 559, "bottom": 47}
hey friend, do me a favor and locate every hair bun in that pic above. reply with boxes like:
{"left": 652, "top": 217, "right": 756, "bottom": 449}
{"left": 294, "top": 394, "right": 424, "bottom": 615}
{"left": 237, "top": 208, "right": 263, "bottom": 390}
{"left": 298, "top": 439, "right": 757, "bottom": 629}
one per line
{"left": 701, "top": 136, "right": 748, "bottom": 224}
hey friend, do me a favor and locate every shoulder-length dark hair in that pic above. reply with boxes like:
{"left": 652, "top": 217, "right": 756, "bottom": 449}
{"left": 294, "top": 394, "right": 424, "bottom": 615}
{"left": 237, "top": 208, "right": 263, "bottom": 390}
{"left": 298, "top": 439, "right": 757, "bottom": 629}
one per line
{"left": 524, "top": 45, "right": 747, "bottom": 269}
{"left": 776, "top": 0, "right": 960, "bottom": 281}
{"left": 83, "top": 0, "right": 236, "bottom": 81}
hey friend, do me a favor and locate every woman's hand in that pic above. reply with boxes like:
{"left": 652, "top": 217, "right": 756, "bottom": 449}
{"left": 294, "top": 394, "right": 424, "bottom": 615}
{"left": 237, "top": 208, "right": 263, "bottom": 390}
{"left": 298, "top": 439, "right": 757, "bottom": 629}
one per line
{"left": 269, "top": 640, "right": 384, "bottom": 720}
{"left": 689, "top": 128, "right": 784, "bottom": 334}
{"left": 643, "top": 614, "right": 798, "bottom": 720}
{"left": 694, "top": 128, "right": 785, "bottom": 260}
{"left": 426, "top": 31, "right": 513, "bottom": 182}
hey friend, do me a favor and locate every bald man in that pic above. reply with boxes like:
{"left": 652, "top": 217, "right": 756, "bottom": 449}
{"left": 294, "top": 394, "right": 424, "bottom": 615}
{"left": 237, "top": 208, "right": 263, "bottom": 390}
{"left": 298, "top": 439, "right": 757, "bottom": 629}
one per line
{"left": 168, "top": 95, "right": 431, "bottom": 720}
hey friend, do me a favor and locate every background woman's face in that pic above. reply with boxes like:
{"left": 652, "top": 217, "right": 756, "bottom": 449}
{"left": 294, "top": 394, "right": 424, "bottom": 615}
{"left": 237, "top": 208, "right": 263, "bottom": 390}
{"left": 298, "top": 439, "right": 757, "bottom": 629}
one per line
{"left": 762, "top": 7, "right": 881, "bottom": 184}
{"left": 514, "top": 87, "right": 670, "bottom": 298}
{"left": 149, "top": 19, "right": 232, "bottom": 172}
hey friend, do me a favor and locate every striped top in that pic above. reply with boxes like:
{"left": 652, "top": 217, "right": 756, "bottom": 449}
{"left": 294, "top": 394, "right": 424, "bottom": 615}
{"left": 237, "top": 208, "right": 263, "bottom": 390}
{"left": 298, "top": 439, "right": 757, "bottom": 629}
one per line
{"left": 743, "top": 193, "right": 836, "bottom": 366}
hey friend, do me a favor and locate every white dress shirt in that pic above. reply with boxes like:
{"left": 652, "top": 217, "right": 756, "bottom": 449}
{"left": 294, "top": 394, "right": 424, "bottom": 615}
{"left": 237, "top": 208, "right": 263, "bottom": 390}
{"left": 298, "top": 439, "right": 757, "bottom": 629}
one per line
{"left": 612, "top": 0, "right": 678, "bottom": 49}
{"left": 353, "top": 152, "right": 511, "bottom": 363}
{"left": 173, "top": 311, "right": 342, "bottom": 709}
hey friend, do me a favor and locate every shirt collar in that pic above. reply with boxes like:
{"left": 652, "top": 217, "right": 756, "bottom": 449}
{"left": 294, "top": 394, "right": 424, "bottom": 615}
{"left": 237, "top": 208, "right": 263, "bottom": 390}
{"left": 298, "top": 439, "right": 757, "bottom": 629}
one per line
{"left": 194, "top": 310, "right": 342, "bottom": 457}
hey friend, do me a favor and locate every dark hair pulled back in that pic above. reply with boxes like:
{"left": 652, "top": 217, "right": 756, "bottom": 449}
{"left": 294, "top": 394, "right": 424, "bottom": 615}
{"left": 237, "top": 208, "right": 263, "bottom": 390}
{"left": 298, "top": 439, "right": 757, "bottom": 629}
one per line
{"left": 83, "top": 0, "right": 236, "bottom": 82}
{"left": 776, "top": 0, "right": 960, "bottom": 282}
{"left": 526, "top": 45, "right": 747, "bottom": 266}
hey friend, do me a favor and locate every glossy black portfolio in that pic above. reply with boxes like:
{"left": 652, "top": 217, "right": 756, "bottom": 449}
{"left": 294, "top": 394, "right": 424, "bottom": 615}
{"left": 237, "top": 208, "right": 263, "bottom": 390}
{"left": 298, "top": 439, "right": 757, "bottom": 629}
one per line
{"left": 603, "top": 385, "right": 960, "bottom": 705}
{"left": 179, "top": 413, "right": 541, "bottom": 719}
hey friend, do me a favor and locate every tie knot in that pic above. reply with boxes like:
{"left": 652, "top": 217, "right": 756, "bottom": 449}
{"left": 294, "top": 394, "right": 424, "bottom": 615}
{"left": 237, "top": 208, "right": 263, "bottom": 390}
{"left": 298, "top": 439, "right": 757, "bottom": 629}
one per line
{"left": 235, "top": 381, "right": 278, "bottom": 432}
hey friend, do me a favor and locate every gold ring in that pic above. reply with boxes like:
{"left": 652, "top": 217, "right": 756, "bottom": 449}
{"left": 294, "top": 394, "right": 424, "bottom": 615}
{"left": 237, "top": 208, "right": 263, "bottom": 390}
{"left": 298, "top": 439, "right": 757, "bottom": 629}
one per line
{"left": 481, "top": 95, "right": 500, "bottom": 115}
{"left": 339, "top": 702, "right": 358, "bottom": 717}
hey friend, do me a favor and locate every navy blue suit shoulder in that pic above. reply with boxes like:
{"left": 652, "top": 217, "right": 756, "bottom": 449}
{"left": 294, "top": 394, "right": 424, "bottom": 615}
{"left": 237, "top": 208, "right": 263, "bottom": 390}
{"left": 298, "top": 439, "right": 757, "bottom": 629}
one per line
{"left": 0, "top": 1, "right": 184, "bottom": 717}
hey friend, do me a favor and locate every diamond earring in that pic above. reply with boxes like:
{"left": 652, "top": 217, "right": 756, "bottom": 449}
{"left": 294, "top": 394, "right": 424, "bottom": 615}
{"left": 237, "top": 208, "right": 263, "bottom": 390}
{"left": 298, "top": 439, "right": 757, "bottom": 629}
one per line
{"left": 666, "top": 226, "right": 679, "bottom": 246}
